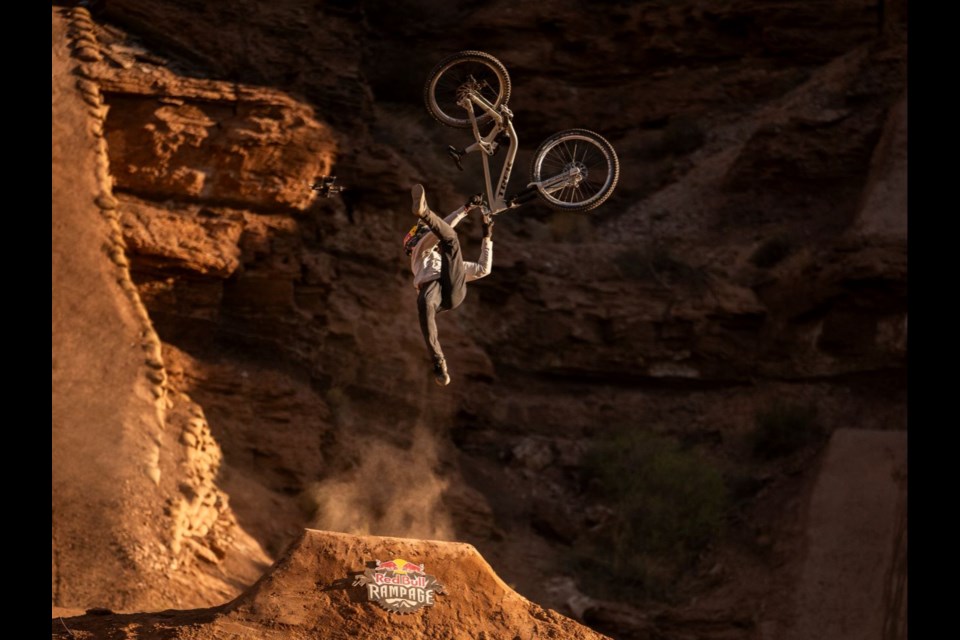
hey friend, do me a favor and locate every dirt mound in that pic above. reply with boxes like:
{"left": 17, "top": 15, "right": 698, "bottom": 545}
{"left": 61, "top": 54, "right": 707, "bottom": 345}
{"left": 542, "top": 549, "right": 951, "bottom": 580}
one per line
{"left": 52, "top": 529, "right": 610, "bottom": 639}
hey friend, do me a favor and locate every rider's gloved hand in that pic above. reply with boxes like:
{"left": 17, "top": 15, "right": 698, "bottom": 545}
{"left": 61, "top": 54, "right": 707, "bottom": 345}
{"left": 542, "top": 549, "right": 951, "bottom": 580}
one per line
{"left": 465, "top": 193, "right": 483, "bottom": 209}
{"left": 482, "top": 216, "right": 495, "bottom": 240}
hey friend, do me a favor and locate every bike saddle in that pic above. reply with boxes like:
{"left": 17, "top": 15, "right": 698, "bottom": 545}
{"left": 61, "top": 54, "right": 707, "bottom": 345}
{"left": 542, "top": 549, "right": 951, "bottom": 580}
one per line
{"left": 447, "top": 145, "right": 465, "bottom": 171}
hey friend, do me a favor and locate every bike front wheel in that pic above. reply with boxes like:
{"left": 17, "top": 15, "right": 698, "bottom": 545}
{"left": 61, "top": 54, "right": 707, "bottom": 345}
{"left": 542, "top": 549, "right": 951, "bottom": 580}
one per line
{"left": 529, "top": 129, "right": 619, "bottom": 212}
{"left": 424, "top": 51, "right": 512, "bottom": 129}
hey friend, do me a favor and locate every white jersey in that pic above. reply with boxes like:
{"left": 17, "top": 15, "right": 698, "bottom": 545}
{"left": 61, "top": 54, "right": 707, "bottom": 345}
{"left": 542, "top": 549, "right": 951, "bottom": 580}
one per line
{"left": 410, "top": 208, "right": 493, "bottom": 289}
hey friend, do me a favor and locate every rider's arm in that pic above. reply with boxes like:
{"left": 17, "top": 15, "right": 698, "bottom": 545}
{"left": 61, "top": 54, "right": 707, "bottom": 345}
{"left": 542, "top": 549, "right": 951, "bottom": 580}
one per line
{"left": 465, "top": 237, "right": 493, "bottom": 281}
{"left": 446, "top": 208, "right": 469, "bottom": 229}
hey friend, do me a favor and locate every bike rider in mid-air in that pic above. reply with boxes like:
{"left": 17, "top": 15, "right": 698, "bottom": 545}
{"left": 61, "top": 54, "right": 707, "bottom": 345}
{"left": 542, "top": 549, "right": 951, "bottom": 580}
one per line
{"left": 407, "top": 184, "right": 494, "bottom": 386}
{"left": 402, "top": 51, "right": 617, "bottom": 386}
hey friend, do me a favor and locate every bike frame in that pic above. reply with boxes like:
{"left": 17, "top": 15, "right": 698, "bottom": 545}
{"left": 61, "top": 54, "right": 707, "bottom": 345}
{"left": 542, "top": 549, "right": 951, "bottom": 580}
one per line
{"left": 458, "top": 90, "right": 582, "bottom": 216}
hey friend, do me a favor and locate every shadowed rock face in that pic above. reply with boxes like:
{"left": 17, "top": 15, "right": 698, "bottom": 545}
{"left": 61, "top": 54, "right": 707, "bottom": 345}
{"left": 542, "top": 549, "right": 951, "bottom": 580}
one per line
{"left": 52, "top": 0, "right": 906, "bottom": 637}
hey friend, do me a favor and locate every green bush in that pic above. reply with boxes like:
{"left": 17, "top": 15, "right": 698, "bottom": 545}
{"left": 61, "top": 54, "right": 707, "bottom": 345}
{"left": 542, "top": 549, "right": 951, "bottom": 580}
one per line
{"left": 578, "top": 430, "right": 727, "bottom": 599}
{"left": 751, "top": 401, "right": 824, "bottom": 459}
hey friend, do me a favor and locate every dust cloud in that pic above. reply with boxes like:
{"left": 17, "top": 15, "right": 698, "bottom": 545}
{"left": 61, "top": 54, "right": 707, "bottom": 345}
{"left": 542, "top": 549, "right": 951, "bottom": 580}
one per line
{"left": 307, "top": 426, "right": 454, "bottom": 541}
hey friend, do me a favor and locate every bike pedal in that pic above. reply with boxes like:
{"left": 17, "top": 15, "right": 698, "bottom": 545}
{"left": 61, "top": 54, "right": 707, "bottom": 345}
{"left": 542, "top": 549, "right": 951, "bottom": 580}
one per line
{"left": 446, "top": 145, "right": 464, "bottom": 172}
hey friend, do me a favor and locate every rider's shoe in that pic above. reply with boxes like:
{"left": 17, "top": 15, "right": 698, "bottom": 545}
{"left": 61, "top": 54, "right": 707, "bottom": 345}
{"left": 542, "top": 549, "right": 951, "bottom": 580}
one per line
{"left": 411, "top": 184, "right": 430, "bottom": 219}
{"left": 432, "top": 356, "right": 450, "bottom": 386}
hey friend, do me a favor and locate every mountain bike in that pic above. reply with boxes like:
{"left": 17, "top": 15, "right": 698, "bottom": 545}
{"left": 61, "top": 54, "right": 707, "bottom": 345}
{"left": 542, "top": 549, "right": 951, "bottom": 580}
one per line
{"left": 424, "top": 50, "right": 619, "bottom": 216}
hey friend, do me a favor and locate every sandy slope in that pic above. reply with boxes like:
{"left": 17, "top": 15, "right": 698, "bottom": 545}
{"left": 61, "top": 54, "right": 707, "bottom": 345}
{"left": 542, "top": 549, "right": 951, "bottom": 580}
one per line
{"left": 52, "top": 7, "right": 166, "bottom": 609}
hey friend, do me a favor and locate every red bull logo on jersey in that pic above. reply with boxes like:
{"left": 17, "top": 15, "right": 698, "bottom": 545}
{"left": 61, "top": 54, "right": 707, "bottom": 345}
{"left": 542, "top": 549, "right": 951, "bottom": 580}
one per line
{"left": 353, "top": 558, "right": 445, "bottom": 613}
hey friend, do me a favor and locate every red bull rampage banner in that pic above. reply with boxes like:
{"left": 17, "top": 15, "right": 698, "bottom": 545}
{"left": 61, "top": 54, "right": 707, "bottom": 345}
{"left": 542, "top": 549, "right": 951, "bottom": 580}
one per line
{"left": 353, "top": 558, "right": 446, "bottom": 613}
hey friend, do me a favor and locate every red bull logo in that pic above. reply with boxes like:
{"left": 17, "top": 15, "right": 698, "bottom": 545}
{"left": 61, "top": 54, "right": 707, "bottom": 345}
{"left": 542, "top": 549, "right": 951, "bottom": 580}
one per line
{"left": 403, "top": 221, "right": 430, "bottom": 256}
{"left": 375, "top": 559, "right": 423, "bottom": 575}
{"left": 353, "top": 557, "right": 445, "bottom": 614}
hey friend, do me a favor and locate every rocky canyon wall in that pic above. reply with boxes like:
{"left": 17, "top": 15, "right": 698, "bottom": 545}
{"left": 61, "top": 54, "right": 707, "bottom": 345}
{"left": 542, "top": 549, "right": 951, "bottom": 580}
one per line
{"left": 52, "top": 1, "right": 906, "bottom": 637}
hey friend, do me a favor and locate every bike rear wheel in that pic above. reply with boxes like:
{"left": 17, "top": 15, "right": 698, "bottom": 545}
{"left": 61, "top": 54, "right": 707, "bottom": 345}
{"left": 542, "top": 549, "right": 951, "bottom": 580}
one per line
{"left": 529, "top": 129, "right": 619, "bottom": 212}
{"left": 424, "top": 51, "right": 511, "bottom": 129}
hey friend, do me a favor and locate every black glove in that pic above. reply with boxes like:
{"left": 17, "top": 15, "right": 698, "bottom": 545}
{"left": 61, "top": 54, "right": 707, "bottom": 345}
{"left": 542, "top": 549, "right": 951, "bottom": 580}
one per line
{"left": 482, "top": 216, "right": 495, "bottom": 240}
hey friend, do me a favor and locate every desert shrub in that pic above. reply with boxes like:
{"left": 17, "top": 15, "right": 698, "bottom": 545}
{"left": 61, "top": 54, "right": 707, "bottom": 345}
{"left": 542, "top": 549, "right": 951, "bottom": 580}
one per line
{"left": 750, "top": 401, "right": 824, "bottom": 459}
{"left": 577, "top": 430, "right": 727, "bottom": 599}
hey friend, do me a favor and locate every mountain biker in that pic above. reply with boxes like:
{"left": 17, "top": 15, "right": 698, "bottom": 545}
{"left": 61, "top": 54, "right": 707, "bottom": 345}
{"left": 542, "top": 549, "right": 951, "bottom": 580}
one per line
{"left": 408, "top": 184, "right": 494, "bottom": 386}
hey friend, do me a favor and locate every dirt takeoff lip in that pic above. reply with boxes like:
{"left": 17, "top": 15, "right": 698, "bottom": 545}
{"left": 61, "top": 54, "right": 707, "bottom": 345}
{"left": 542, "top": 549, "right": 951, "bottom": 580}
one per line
{"left": 51, "top": 529, "right": 613, "bottom": 639}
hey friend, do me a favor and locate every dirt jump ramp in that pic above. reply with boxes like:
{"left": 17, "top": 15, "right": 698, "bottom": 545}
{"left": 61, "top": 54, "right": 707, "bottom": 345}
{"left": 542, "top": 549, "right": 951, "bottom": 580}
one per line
{"left": 53, "top": 3, "right": 177, "bottom": 610}
{"left": 52, "top": 529, "right": 611, "bottom": 639}
{"left": 784, "top": 428, "right": 907, "bottom": 640}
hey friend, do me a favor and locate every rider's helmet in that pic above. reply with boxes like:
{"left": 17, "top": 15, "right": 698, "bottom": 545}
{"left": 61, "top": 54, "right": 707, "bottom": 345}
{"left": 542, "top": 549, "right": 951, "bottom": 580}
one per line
{"left": 403, "top": 221, "right": 429, "bottom": 256}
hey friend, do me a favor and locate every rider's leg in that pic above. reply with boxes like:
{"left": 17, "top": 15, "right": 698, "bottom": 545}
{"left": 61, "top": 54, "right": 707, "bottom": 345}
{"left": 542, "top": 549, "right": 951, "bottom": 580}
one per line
{"left": 417, "top": 282, "right": 451, "bottom": 386}
{"left": 419, "top": 210, "right": 467, "bottom": 310}
{"left": 413, "top": 186, "right": 467, "bottom": 310}
{"left": 417, "top": 280, "right": 446, "bottom": 364}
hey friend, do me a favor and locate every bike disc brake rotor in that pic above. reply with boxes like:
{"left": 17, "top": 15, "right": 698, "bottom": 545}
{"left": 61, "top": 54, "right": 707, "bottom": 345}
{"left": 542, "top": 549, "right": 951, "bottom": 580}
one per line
{"left": 567, "top": 161, "right": 587, "bottom": 185}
